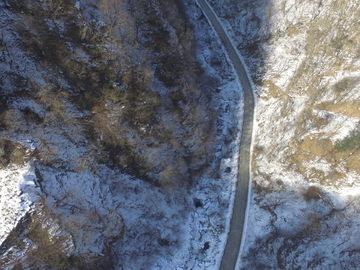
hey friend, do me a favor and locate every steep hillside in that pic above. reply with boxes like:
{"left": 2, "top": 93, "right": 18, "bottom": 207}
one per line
{"left": 0, "top": 0, "right": 244, "bottom": 269}
{"left": 1, "top": 0, "right": 220, "bottom": 188}
{"left": 209, "top": 0, "right": 360, "bottom": 268}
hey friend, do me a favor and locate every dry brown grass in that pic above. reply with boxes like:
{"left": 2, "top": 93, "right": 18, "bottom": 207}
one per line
{"left": 289, "top": 133, "right": 360, "bottom": 185}
{"left": 315, "top": 101, "right": 360, "bottom": 118}
{"left": 263, "top": 80, "right": 284, "bottom": 99}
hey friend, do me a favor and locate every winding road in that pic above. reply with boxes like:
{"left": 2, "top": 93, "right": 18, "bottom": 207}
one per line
{"left": 196, "top": 0, "right": 255, "bottom": 269}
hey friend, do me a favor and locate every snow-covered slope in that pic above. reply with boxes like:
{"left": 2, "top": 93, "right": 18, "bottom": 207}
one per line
{"left": 208, "top": 0, "right": 360, "bottom": 268}
{"left": 0, "top": 0, "right": 245, "bottom": 269}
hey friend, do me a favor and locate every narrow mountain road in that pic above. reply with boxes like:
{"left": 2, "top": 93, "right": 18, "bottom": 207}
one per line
{"left": 196, "top": 0, "right": 255, "bottom": 269}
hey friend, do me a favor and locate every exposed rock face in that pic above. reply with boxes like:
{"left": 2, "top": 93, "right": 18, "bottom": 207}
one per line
{"left": 209, "top": 0, "right": 360, "bottom": 268}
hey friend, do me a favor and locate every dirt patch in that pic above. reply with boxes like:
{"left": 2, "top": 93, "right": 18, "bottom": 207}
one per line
{"left": 263, "top": 80, "right": 284, "bottom": 99}
{"left": 315, "top": 101, "right": 360, "bottom": 118}
{"left": 286, "top": 26, "right": 300, "bottom": 38}
{"left": 298, "top": 136, "right": 333, "bottom": 157}
{"left": 332, "top": 77, "right": 360, "bottom": 94}
{"left": 343, "top": 152, "right": 360, "bottom": 174}
{"left": 291, "top": 135, "right": 360, "bottom": 185}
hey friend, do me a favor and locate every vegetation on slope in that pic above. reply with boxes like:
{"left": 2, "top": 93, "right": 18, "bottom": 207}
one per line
{"left": 1, "top": 0, "right": 220, "bottom": 188}
{"left": 0, "top": 0, "right": 228, "bottom": 268}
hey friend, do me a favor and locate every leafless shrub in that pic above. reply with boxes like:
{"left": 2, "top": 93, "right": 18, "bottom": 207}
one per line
{"left": 0, "top": 139, "right": 27, "bottom": 167}
{"left": 303, "top": 186, "right": 321, "bottom": 201}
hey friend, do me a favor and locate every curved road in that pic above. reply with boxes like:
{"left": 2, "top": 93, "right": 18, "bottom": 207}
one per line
{"left": 196, "top": 0, "right": 255, "bottom": 269}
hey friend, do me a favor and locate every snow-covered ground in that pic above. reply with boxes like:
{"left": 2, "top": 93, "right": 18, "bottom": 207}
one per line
{"left": 0, "top": 0, "right": 245, "bottom": 269}
{"left": 0, "top": 165, "right": 36, "bottom": 247}
{"left": 207, "top": 0, "right": 360, "bottom": 268}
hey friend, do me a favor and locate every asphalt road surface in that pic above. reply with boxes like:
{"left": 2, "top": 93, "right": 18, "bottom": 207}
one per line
{"left": 196, "top": 0, "right": 255, "bottom": 269}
